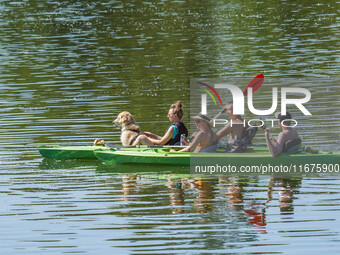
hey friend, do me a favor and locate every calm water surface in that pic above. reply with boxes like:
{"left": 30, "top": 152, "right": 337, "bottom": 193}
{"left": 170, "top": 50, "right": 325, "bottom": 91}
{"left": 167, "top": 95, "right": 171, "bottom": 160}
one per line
{"left": 1, "top": 0, "right": 339, "bottom": 254}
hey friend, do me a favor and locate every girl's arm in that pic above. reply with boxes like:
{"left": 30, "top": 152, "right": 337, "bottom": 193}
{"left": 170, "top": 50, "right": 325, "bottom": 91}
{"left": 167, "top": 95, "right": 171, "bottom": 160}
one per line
{"left": 144, "top": 131, "right": 162, "bottom": 140}
{"left": 265, "top": 129, "right": 285, "bottom": 157}
{"left": 148, "top": 126, "right": 174, "bottom": 145}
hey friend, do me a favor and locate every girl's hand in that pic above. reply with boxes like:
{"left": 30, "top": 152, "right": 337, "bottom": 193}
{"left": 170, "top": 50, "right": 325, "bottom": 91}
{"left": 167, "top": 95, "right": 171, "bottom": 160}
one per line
{"left": 144, "top": 131, "right": 157, "bottom": 139}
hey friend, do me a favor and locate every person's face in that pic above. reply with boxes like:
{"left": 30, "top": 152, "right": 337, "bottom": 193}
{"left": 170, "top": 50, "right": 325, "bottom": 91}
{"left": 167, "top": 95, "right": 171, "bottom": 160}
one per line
{"left": 225, "top": 104, "right": 233, "bottom": 116}
{"left": 168, "top": 109, "right": 177, "bottom": 122}
{"left": 195, "top": 119, "right": 201, "bottom": 128}
{"left": 195, "top": 119, "right": 207, "bottom": 130}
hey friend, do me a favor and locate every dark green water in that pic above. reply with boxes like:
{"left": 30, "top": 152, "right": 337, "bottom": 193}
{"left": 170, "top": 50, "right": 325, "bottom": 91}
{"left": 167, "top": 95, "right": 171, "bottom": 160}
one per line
{"left": 1, "top": 0, "right": 339, "bottom": 254}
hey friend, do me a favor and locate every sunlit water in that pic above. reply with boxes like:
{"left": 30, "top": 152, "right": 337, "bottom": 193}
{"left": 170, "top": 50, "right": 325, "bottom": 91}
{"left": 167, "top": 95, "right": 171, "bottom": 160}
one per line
{"left": 1, "top": 163, "right": 340, "bottom": 254}
{"left": 0, "top": 0, "right": 339, "bottom": 254}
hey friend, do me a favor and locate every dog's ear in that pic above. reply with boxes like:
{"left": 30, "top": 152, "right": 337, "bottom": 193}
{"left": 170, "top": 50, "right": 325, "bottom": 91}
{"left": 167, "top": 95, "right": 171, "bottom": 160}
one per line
{"left": 121, "top": 115, "right": 127, "bottom": 123}
{"left": 124, "top": 114, "right": 134, "bottom": 124}
{"left": 128, "top": 114, "right": 135, "bottom": 124}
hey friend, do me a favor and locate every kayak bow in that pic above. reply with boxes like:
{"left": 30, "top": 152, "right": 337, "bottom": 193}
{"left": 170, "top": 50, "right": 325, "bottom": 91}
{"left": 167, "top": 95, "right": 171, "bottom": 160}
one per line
{"left": 38, "top": 145, "right": 102, "bottom": 160}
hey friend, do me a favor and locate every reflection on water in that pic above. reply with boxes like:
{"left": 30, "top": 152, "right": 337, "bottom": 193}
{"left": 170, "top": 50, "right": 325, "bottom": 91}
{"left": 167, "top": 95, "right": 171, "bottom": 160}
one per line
{"left": 167, "top": 178, "right": 185, "bottom": 214}
{"left": 2, "top": 163, "right": 340, "bottom": 254}
{"left": 0, "top": 0, "right": 339, "bottom": 254}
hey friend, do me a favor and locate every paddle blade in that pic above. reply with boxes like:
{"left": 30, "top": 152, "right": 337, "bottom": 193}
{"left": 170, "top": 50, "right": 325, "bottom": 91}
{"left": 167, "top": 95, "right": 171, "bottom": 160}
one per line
{"left": 243, "top": 74, "right": 264, "bottom": 96}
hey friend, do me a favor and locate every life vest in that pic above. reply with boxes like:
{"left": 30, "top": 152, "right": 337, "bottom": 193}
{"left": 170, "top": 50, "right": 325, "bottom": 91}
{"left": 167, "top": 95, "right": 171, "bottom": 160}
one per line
{"left": 166, "top": 122, "right": 188, "bottom": 145}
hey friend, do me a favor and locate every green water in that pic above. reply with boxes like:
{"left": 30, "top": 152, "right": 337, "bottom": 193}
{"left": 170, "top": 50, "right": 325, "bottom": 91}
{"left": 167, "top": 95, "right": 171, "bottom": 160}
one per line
{"left": 1, "top": 0, "right": 339, "bottom": 254}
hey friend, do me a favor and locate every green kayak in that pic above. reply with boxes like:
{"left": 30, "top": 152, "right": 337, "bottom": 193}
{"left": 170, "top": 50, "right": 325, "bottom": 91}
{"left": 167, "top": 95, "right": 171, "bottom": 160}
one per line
{"left": 38, "top": 145, "right": 339, "bottom": 168}
{"left": 37, "top": 144, "right": 186, "bottom": 160}
{"left": 93, "top": 147, "right": 340, "bottom": 166}
{"left": 38, "top": 145, "right": 103, "bottom": 159}
{"left": 94, "top": 147, "right": 191, "bottom": 165}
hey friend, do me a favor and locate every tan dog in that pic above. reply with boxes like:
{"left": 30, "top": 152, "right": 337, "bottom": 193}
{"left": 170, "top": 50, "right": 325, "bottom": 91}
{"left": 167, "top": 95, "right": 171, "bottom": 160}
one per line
{"left": 112, "top": 111, "right": 141, "bottom": 146}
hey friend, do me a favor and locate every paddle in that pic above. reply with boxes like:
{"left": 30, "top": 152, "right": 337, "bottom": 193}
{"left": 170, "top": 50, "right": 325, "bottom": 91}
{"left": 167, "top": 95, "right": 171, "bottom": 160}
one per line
{"left": 243, "top": 74, "right": 264, "bottom": 96}
{"left": 210, "top": 74, "right": 264, "bottom": 122}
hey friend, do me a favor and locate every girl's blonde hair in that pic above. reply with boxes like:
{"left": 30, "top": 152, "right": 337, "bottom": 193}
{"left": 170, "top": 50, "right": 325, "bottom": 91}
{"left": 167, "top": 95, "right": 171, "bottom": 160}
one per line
{"left": 170, "top": 101, "right": 183, "bottom": 119}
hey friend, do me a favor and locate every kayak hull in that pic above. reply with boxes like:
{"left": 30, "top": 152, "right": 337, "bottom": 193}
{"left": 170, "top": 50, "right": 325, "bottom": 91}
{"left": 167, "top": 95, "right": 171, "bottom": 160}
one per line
{"left": 38, "top": 145, "right": 101, "bottom": 160}
{"left": 37, "top": 145, "right": 186, "bottom": 160}
{"left": 94, "top": 148, "right": 190, "bottom": 165}
{"left": 38, "top": 145, "right": 340, "bottom": 168}
{"left": 94, "top": 147, "right": 340, "bottom": 166}
{"left": 191, "top": 151, "right": 340, "bottom": 166}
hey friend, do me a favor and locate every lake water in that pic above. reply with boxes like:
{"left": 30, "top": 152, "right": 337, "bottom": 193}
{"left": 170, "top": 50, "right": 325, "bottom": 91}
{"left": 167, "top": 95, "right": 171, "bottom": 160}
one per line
{"left": 1, "top": 0, "right": 339, "bottom": 254}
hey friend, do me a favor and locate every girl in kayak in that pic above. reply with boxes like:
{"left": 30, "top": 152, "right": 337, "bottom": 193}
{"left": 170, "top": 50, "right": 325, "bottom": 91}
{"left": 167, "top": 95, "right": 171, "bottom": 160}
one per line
{"left": 265, "top": 112, "right": 300, "bottom": 157}
{"left": 216, "top": 101, "right": 247, "bottom": 152}
{"left": 174, "top": 114, "right": 219, "bottom": 153}
{"left": 132, "top": 101, "right": 188, "bottom": 146}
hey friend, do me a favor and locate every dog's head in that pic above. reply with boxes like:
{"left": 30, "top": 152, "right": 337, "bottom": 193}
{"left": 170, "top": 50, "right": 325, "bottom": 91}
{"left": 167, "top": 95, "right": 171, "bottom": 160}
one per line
{"left": 113, "top": 111, "right": 136, "bottom": 128}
